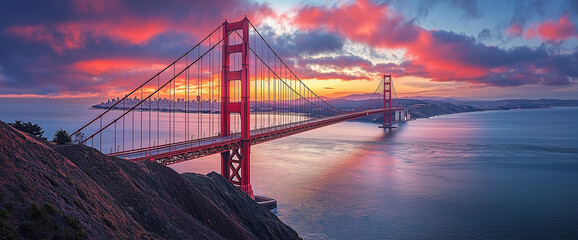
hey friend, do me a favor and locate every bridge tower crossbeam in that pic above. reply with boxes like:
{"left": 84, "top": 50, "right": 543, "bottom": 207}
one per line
{"left": 220, "top": 17, "right": 253, "bottom": 198}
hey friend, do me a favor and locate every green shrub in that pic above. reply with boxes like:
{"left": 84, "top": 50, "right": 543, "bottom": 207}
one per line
{"left": 53, "top": 129, "right": 72, "bottom": 145}
{"left": 8, "top": 120, "right": 44, "bottom": 139}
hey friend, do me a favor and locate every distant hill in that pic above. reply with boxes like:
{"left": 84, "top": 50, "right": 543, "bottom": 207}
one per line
{"left": 335, "top": 93, "right": 374, "bottom": 101}
{"left": 325, "top": 98, "right": 480, "bottom": 120}
{"left": 0, "top": 121, "right": 300, "bottom": 240}
{"left": 326, "top": 96, "right": 578, "bottom": 120}
{"left": 459, "top": 99, "right": 578, "bottom": 110}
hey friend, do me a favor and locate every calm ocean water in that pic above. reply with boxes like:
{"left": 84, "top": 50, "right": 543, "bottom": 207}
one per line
{"left": 2, "top": 99, "right": 577, "bottom": 239}
{"left": 172, "top": 107, "right": 578, "bottom": 240}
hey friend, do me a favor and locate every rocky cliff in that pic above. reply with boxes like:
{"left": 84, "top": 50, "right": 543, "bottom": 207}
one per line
{"left": 0, "top": 121, "right": 300, "bottom": 239}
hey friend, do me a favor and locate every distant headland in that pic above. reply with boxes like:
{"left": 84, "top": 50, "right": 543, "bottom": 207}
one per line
{"left": 92, "top": 97, "right": 578, "bottom": 120}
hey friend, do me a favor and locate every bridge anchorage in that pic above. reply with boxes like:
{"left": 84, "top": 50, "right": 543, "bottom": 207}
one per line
{"left": 72, "top": 17, "right": 404, "bottom": 199}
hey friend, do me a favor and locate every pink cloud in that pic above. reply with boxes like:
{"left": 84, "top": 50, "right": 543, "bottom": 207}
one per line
{"left": 293, "top": 0, "right": 488, "bottom": 83}
{"left": 5, "top": 17, "right": 177, "bottom": 54}
{"left": 73, "top": 58, "right": 166, "bottom": 75}
{"left": 5, "top": 25, "right": 86, "bottom": 54}
{"left": 291, "top": 0, "right": 577, "bottom": 87}
{"left": 505, "top": 23, "right": 523, "bottom": 37}
{"left": 4, "top": 0, "right": 275, "bottom": 54}
{"left": 524, "top": 15, "right": 577, "bottom": 41}
{"left": 294, "top": 0, "right": 421, "bottom": 49}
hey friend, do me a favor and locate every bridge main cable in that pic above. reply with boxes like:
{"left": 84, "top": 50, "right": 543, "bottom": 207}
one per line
{"left": 71, "top": 24, "right": 225, "bottom": 138}
{"left": 247, "top": 20, "right": 345, "bottom": 114}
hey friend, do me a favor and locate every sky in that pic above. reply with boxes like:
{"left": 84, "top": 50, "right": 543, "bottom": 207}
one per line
{"left": 1, "top": 0, "right": 577, "bottom": 102}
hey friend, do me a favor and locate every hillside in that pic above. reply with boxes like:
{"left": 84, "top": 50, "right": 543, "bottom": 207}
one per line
{"left": 337, "top": 98, "right": 481, "bottom": 121}
{"left": 0, "top": 121, "right": 300, "bottom": 240}
{"left": 403, "top": 101, "right": 480, "bottom": 119}
{"left": 333, "top": 95, "right": 578, "bottom": 120}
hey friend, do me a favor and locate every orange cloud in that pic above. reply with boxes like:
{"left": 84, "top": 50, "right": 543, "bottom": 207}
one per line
{"left": 74, "top": 58, "right": 166, "bottom": 75}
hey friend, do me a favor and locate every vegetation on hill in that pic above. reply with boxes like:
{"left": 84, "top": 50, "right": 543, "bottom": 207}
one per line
{"left": 53, "top": 129, "right": 72, "bottom": 145}
{"left": 7, "top": 120, "right": 44, "bottom": 139}
{"left": 403, "top": 100, "right": 480, "bottom": 119}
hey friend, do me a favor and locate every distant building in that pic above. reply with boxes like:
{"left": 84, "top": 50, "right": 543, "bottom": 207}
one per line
{"left": 393, "top": 110, "right": 409, "bottom": 122}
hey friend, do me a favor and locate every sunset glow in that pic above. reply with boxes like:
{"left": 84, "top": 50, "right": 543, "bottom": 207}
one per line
{"left": 1, "top": 0, "right": 577, "bottom": 101}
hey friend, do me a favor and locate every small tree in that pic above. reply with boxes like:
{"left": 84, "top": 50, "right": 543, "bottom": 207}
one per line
{"left": 8, "top": 120, "right": 45, "bottom": 139}
{"left": 73, "top": 132, "right": 84, "bottom": 144}
{"left": 53, "top": 129, "right": 72, "bottom": 145}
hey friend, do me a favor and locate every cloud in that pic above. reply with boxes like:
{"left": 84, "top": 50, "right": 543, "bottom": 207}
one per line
{"left": 293, "top": 0, "right": 421, "bottom": 49}
{"left": 290, "top": 0, "right": 578, "bottom": 88}
{"left": 569, "top": 0, "right": 578, "bottom": 15}
{"left": 1, "top": 0, "right": 577, "bottom": 99}
{"left": 0, "top": 0, "right": 274, "bottom": 97}
{"left": 398, "top": 0, "right": 481, "bottom": 21}
{"left": 449, "top": 0, "right": 481, "bottom": 18}
{"left": 3, "top": 0, "right": 274, "bottom": 54}
{"left": 510, "top": 0, "right": 548, "bottom": 26}
{"left": 505, "top": 23, "right": 523, "bottom": 37}
{"left": 257, "top": 26, "right": 345, "bottom": 57}
{"left": 304, "top": 55, "right": 373, "bottom": 69}
{"left": 294, "top": 31, "right": 345, "bottom": 55}
{"left": 4, "top": 25, "right": 86, "bottom": 54}
{"left": 477, "top": 29, "right": 492, "bottom": 41}
{"left": 73, "top": 59, "right": 166, "bottom": 75}
{"left": 524, "top": 15, "right": 577, "bottom": 42}
{"left": 295, "top": 55, "right": 374, "bottom": 81}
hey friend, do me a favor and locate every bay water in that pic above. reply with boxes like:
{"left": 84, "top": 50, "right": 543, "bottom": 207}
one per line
{"left": 172, "top": 107, "right": 578, "bottom": 239}
{"left": 2, "top": 99, "right": 577, "bottom": 239}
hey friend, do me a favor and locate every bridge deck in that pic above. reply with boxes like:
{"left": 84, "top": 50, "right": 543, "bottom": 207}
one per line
{"left": 110, "top": 108, "right": 401, "bottom": 164}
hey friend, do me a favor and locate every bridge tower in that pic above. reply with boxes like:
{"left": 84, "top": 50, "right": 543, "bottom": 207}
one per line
{"left": 220, "top": 17, "right": 253, "bottom": 198}
{"left": 379, "top": 74, "right": 394, "bottom": 129}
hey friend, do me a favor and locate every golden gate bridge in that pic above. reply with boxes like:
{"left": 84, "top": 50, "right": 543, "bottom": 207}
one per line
{"left": 72, "top": 17, "right": 403, "bottom": 198}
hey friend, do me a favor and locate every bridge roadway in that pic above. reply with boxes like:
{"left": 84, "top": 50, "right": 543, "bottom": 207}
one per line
{"left": 110, "top": 108, "right": 401, "bottom": 165}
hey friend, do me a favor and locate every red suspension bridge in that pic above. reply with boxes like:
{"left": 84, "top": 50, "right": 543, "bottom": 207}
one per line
{"left": 72, "top": 17, "right": 403, "bottom": 198}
